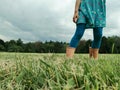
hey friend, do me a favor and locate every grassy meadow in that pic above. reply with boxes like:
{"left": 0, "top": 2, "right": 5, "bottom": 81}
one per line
{"left": 0, "top": 52, "right": 120, "bottom": 90}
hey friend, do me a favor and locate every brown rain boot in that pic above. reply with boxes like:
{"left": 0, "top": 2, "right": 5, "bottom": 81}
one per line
{"left": 89, "top": 47, "right": 93, "bottom": 58}
{"left": 92, "top": 48, "right": 99, "bottom": 60}
{"left": 66, "top": 47, "right": 75, "bottom": 58}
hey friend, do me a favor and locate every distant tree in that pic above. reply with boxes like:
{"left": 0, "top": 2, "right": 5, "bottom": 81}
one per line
{"left": 7, "top": 45, "right": 23, "bottom": 52}
{"left": 76, "top": 40, "right": 86, "bottom": 53}
{"left": 0, "top": 44, "right": 5, "bottom": 51}
{"left": 45, "top": 42, "right": 54, "bottom": 53}
{"left": 112, "top": 36, "right": 120, "bottom": 53}
{"left": 100, "top": 36, "right": 109, "bottom": 53}
{"left": 24, "top": 42, "right": 35, "bottom": 53}
{"left": 0, "top": 39, "right": 5, "bottom": 46}
{"left": 9, "top": 40, "right": 16, "bottom": 45}
{"left": 85, "top": 39, "right": 92, "bottom": 53}
{"left": 5, "top": 39, "right": 24, "bottom": 52}
{"left": 16, "top": 38, "right": 24, "bottom": 52}
{"left": 5, "top": 40, "right": 16, "bottom": 52}
{"left": 43, "top": 41, "right": 52, "bottom": 53}
{"left": 0, "top": 36, "right": 120, "bottom": 53}
{"left": 105, "top": 36, "right": 119, "bottom": 53}
{"left": 34, "top": 41, "right": 44, "bottom": 53}
{"left": 54, "top": 41, "right": 65, "bottom": 53}
{"left": 17, "top": 38, "right": 23, "bottom": 46}
{"left": 5, "top": 41, "right": 9, "bottom": 51}
{"left": 0, "top": 39, "right": 5, "bottom": 51}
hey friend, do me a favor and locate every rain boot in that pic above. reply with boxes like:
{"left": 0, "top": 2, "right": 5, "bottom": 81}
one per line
{"left": 66, "top": 47, "right": 75, "bottom": 58}
{"left": 93, "top": 48, "right": 99, "bottom": 60}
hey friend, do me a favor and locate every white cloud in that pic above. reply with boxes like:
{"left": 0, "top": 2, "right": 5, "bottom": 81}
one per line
{"left": 0, "top": 0, "right": 120, "bottom": 43}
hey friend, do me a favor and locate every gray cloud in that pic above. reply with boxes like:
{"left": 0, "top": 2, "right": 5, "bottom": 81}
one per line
{"left": 0, "top": 0, "right": 120, "bottom": 43}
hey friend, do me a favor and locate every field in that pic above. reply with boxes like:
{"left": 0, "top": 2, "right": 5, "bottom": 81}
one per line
{"left": 0, "top": 52, "right": 120, "bottom": 90}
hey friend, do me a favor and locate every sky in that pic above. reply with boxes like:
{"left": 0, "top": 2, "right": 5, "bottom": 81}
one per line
{"left": 0, "top": 0, "right": 120, "bottom": 43}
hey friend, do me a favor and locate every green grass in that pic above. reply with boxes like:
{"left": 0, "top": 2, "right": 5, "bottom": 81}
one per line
{"left": 0, "top": 52, "right": 120, "bottom": 90}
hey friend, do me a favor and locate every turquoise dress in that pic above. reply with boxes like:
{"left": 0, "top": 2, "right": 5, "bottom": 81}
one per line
{"left": 77, "top": 0, "right": 106, "bottom": 29}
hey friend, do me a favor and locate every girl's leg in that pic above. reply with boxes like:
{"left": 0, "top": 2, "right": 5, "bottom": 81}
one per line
{"left": 66, "top": 23, "right": 86, "bottom": 58}
{"left": 91, "top": 27, "right": 103, "bottom": 59}
{"left": 69, "top": 23, "right": 86, "bottom": 48}
{"left": 92, "top": 27, "right": 103, "bottom": 48}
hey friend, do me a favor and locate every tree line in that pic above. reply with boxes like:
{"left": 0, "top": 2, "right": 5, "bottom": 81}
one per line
{"left": 0, "top": 36, "right": 120, "bottom": 53}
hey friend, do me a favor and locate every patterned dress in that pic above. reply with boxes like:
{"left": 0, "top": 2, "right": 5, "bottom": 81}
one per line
{"left": 77, "top": 0, "right": 106, "bottom": 29}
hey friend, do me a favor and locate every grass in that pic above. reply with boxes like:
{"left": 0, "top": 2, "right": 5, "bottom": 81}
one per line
{"left": 0, "top": 52, "right": 120, "bottom": 90}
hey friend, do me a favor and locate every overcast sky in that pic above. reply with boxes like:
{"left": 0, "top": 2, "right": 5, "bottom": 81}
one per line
{"left": 0, "top": 0, "right": 120, "bottom": 42}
